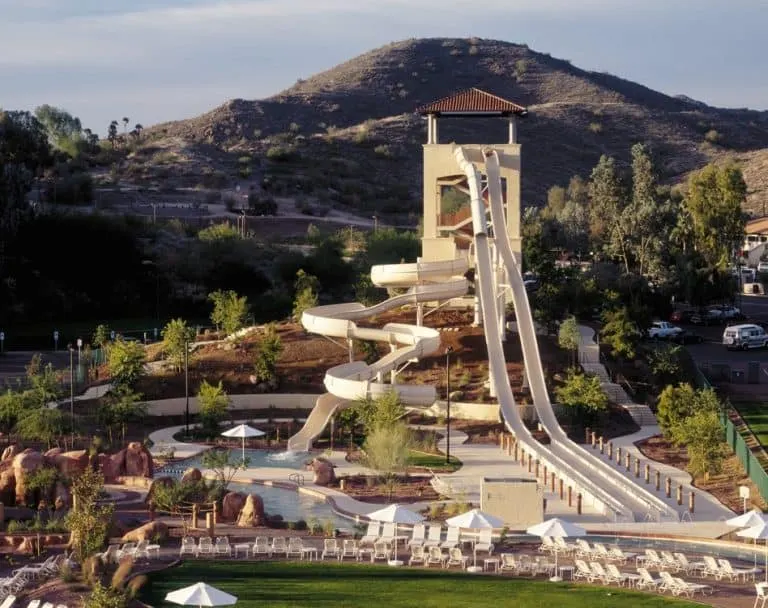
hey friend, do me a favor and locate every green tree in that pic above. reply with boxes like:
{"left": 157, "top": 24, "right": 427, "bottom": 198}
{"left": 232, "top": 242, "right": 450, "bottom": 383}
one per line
{"left": 362, "top": 422, "right": 412, "bottom": 500}
{"left": 336, "top": 407, "right": 361, "bottom": 450}
{"left": 657, "top": 384, "right": 720, "bottom": 443}
{"left": 197, "top": 380, "right": 229, "bottom": 433}
{"left": 84, "top": 582, "right": 127, "bottom": 608}
{"left": 292, "top": 269, "right": 319, "bottom": 321}
{"left": 683, "top": 163, "right": 747, "bottom": 267}
{"left": 600, "top": 307, "right": 641, "bottom": 360}
{"left": 198, "top": 222, "right": 241, "bottom": 242}
{"left": 16, "top": 407, "right": 65, "bottom": 449}
{"left": 555, "top": 369, "right": 608, "bottom": 422}
{"left": 543, "top": 185, "right": 567, "bottom": 219}
{"left": 66, "top": 468, "right": 114, "bottom": 562}
{"left": 102, "top": 386, "right": 147, "bottom": 444}
{"left": 25, "top": 353, "right": 61, "bottom": 407}
{"left": 208, "top": 290, "right": 249, "bottom": 335}
{"left": 588, "top": 155, "right": 624, "bottom": 250}
{"left": 107, "top": 338, "right": 146, "bottom": 388}
{"left": 33, "top": 104, "right": 84, "bottom": 157}
{"left": 680, "top": 409, "right": 726, "bottom": 479}
{"left": 354, "top": 390, "right": 406, "bottom": 433}
{"left": 200, "top": 448, "right": 247, "bottom": 490}
{"left": 92, "top": 324, "right": 110, "bottom": 349}
{"left": 162, "top": 318, "right": 194, "bottom": 372}
{"left": 557, "top": 316, "right": 580, "bottom": 366}
{"left": 252, "top": 323, "right": 282, "bottom": 384}
{"left": 647, "top": 344, "right": 682, "bottom": 386}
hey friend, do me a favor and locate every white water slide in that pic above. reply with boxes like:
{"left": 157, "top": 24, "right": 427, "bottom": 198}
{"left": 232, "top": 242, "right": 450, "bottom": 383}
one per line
{"left": 286, "top": 260, "right": 469, "bottom": 451}
{"left": 459, "top": 146, "right": 678, "bottom": 523}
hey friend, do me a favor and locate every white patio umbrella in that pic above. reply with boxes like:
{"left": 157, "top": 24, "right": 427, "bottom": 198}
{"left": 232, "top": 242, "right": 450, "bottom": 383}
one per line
{"left": 221, "top": 423, "right": 265, "bottom": 463}
{"left": 726, "top": 508, "right": 766, "bottom": 529}
{"left": 526, "top": 518, "right": 586, "bottom": 582}
{"left": 165, "top": 582, "right": 237, "bottom": 608}
{"left": 367, "top": 503, "right": 424, "bottom": 565}
{"left": 737, "top": 521, "right": 768, "bottom": 579}
{"left": 446, "top": 508, "right": 504, "bottom": 572}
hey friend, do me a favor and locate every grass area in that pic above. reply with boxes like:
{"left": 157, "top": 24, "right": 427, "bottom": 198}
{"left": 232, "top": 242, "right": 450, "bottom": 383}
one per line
{"left": 140, "top": 561, "right": 697, "bottom": 607}
{"left": 732, "top": 401, "right": 768, "bottom": 447}
{"left": 408, "top": 449, "right": 462, "bottom": 472}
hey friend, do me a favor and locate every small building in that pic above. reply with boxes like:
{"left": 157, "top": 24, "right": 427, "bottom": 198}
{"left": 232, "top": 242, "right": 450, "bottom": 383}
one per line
{"left": 743, "top": 216, "right": 768, "bottom": 258}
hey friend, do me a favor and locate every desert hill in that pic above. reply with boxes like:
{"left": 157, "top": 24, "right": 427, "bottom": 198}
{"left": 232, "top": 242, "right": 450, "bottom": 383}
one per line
{"left": 134, "top": 37, "right": 768, "bottom": 216}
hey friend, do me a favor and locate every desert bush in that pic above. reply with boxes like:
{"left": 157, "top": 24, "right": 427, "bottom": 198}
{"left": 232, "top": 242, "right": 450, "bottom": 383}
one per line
{"left": 588, "top": 122, "right": 603, "bottom": 134}
{"left": 704, "top": 129, "right": 721, "bottom": 144}
{"left": 266, "top": 145, "right": 295, "bottom": 161}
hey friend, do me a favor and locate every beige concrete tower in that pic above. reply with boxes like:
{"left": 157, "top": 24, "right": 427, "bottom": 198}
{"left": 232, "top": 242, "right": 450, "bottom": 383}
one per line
{"left": 417, "top": 88, "right": 526, "bottom": 266}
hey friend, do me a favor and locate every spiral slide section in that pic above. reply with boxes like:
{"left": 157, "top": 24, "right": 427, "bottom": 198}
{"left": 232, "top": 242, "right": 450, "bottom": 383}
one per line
{"left": 479, "top": 148, "right": 678, "bottom": 523}
{"left": 286, "top": 260, "right": 469, "bottom": 451}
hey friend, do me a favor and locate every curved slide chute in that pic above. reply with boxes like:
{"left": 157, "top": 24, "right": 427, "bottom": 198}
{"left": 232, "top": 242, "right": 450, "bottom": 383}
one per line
{"left": 480, "top": 148, "right": 678, "bottom": 522}
{"left": 287, "top": 259, "right": 468, "bottom": 451}
{"left": 455, "top": 147, "right": 634, "bottom": 522}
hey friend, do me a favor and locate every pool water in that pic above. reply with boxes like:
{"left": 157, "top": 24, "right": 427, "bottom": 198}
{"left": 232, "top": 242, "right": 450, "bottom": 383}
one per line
{"left": 160, "top": 448, "right": 310, "bottom": 472}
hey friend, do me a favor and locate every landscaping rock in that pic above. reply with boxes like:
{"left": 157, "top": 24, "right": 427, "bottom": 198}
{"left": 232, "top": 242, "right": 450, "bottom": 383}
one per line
{"left": 221, "top": 492, "right": 246, "bottom": 521}
{"left": 121, "top": 520, "right": 168, "bottom": 543}
{"left": 50, "top": 450, "right": 89, "bottom": 477}
{"left": 307, "top": 457, "right": 335, "bottom": 486}
{"left": 101, "top": 442, "right": 154, "bottom": 481}
{"left": 181, "top": 468, "right": 202, "bottom": 484}
{"left": 236, "top": 494, "right": 265, "bottom": 527}
{"left": 145, "top": 476, "right": 175, "bottom": 505}
{"left": 17, "top": 536, "right": 39, "bottom": 555}
{"left": 13, "top": 450, "right": 44, "bottom": 504}
{"left": 1, "top": 445, "right": 20, "bottom": 462}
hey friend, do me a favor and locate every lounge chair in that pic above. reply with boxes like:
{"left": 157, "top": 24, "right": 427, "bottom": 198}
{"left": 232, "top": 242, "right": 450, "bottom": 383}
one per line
{"left": 755, "top": 582, "right": 768, "bottom": 608}
{"left": 605, "top": 563, "right": 640, "bottom": 587}
{"left": 99, "top": 545, "right": 121, "bottom": 564}
{"left": 423, "top": 525, "right": 442, "bottom": 548}
{"left": 608, "top": 547, "right": 637, "bottom": 564}
{"left": 588, "top": 562, "right": 612, "bottom": 584}
{"left": 409, "top": 544, "right": 426, "bottom": 566}
{"left": 702, "top": 556, "right": 724, "bottom": 579}
{"left": 636, "top": 549, "right": 662, "bottom": 568}
{"left": 371, "top": 541, "right": 390, "bottom": 563}
{"left": 575, "top": 539, "right": 597, "bottom": 559}
{"left": 115, "top": 542, "right": 136, "bottom": 561}
{"left": 554, "top": 537, "right": 576, "bottom": 555}
{"left": 287, "top": 537, "right": 304, "bottom": 558}
{"left": 592, "top": 543, "right": 612, "bottom": 561}
{"left": 321, "top": 539, "right": 340, "bottom": 560}
{"left": 673, "top": 576, "right": 713, "bottom": 597}
{"left": 0, "top": 595, "right": 15, "bottom": 608}
{"left": 40, "top": 604, "right": 54, "bottom": 608}
{"left": 659, "top": 550, "right": 681, "bottom": 571}
{"left": 253, "top": 536, "right": 270, "bottom": 556}
{"left": 717, "top": 558, "right": 760, "bottom": 581}
{"left": 673, "top": 552, "right": 706, "bottom": 575}
{"left": 197, "top": 537, "right": 215, "bottom": 557}
{"left": 24, "top": 602, "right": 40, "bottom": 608}
{"left": 214, "top": 537, "right": 232, "bottom": 557}
{"left": 426, "top": 546, "right": 445, "bottom": 568}
{"left": 271, "top": 537, "right": 288, "bottom": 557}
{"left": 538, "top": 536, "right": 556, "bottom": 553}
{"left": 440, "top": 527, "right": 460, "bottom": 549}
{"left": 13, "top": 556, "right": 57, "bottom": 579}
{"left": 444, "top": 547, "right": 469, "bottom": 570}
{"left": 636, "top": 567, "right": 662, "bottom": 590}
{"left": 499, "top": 553, "right": 518, "bottom": 573}
{"left": 378, "top": 523, "right": 396, "bottom": 546}
{"left": 360, "top": 522, "right": 380, "bottom": 546}
{"left": 339, "top": 540, "right": 358, "bottom": 561}
{"left": 573, "top": 559, "right": 595, "bottom": 582}
{"left": 474, "top": 528, "right": 494, "bottom": 556}
{"left": 179, "top": 537, "right": 196, "bottom": 558}
{"left": 408, "top": 523, "right": 426, "bottom": 548}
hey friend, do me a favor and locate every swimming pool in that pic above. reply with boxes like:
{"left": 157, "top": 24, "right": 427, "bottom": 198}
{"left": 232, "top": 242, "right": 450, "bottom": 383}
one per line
{"left": 158, "top": 448, "right": 310, "bottom": 473}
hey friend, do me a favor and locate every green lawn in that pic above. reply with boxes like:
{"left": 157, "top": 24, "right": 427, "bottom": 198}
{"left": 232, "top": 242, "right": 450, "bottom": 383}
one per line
{"left": 408, "top": 450, "right": 461, "bottom": 472}
{"left": 140, "top": 561, "right": 697, "bottom": 608}
{"left": 733, "top": 401, "right": 768, "bottom": 447}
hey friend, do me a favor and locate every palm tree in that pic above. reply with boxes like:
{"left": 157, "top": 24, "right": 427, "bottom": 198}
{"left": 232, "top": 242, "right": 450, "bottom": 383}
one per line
{"left": 134, "top": 123, "right": 143, "bottom": 140}
{"left": 108, "top": 121, "right": 119, "bottom": 149}
{"left": 122, "top": 116, "right": 129, "bottom": 134}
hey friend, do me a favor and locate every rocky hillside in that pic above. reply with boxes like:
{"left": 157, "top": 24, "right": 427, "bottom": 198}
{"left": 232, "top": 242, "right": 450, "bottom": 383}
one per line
{"left": 135, "top": 37, "right": 768, "bottom": 216}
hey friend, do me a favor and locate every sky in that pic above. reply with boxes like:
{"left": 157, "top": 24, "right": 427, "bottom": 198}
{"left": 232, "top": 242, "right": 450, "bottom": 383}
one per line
{"left": 1, "top": 0, "right": 766, "bottom": 135}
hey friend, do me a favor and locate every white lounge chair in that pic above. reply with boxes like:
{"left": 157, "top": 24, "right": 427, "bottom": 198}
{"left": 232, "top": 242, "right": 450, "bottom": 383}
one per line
{"left": 673, "top": 552, "right": 706, "bottom": 575}
{"left": 755, "top": 582, "right": 768, "bottom": 608}
{"left": 321, "top": 539, "right": 340, "bottom": 560}
{"left": 717, "top": 558, "right": 759, "bottom": 581}
{"left": 444, "top": 547, "right": 469, "bottom": 570}
{"left": 499, "top": 553, "right": 518, "bottom": 573}
{"left": 636, "top": 567, "right": 662, "bottom": 590}
{"left": 423, "top": 525, "right": 442, "bottom": 548}
{"left": 197, "top": 537, "right": 215, "bottom": 557}
{"left": 408, "top": 544, "right": 426, "bottom": 566}
{"left": 608, "top": 547, "right": 637, "bottom": 564}
{"left": 702, "top": 556, "right": 724, "bottom": 579}
{"left": 605, "top": 563, "right": 640, "bottom": 587}
{"left": 659, "top": 550, "right": 681, "bottom": 571}
{"left": 426, "top": 546, "right": 445, "bottom": 568}
{"left": 40, "top": 604, "right": 54, "bottom": 608}
{"left": 371, "top": 541, "right": 390, "bottom": 563}
{"left": 378, "top": 523, "right": 396, "bottom": 546}
{"left": 474, "top": 528, "right": 494, "bottom": 556}
{"left": 592, "top": 543, "right": 612, "bottom": 561}
{"left": 214, "top": 537, "right": 232, "bottom": 557}
{"left": 271, "top": 537, "right": 288, "bottom": 557}
{"left": 339, "top": 540, "right": 358, "bottom": 561}
{"left": 287, "top": 537, "right": 304, "bottom": 558}
{"left": 0, "top": 595, "right": 15, "bottom": 608}
{"left": 360, "top": 522, "right": 380, "bottom": 546}
{"left": 408, "top": 523, "right": 426, "bottom": 548}
{"left": 440, "top": 527, "right": 460, "bottom": 549}
{"left": 179, "top": 537, "right": 196, "bottom": 557}
{"left": 538, "top": 536, "right": 556, "bottom": 553}
{"left": 573, "top": 560, "right": 595, "bottom": 582}
{"left": 588, "top": 561, "right": 612, "bottom": 584}
{"left": 25, "top": 601, "right": 40, "bottom": 608}
{"left": 554, "top": 537, "right": 576, "bottom": 555}
{"left": 253, "top": 536, "right": 270, "bottom": 556}
{"left": 673, "top": 576, "right": 712, "bottom": 597}
{"left": 575, "top": 539, "right": 597, "bottom": 559}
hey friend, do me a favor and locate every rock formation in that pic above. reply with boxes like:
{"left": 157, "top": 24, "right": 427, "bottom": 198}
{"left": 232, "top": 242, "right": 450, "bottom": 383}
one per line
{"left": 101, "top": 442, "right": 154, "bottom": 482}
{"left": 121, "top": 521, "right": 168, "bottom": 543}
{"left": 221, "top": 491, "right": 247, "bottom": 521}
{"left": 307, "top": 457, "right": 335, "bottom": 486}
{"left": 236, "top": 494, "right": 265, "bottom": 527}
{"left": 145, "top": 476, "right": 175, "bottom": 506}
{"left": 181, "top": 468, "right": 202, "bottom": 484}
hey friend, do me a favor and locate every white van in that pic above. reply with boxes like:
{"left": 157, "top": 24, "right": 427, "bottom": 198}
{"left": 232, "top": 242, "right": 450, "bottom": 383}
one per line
{"left": 723, "top": 324, "right": 768, "bottom": 350}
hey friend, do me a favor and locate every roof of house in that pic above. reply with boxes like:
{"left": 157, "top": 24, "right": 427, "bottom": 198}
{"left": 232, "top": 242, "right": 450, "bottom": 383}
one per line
{"left": 418, "top": 88, "right": 528, "bottom": 117}
{"left": 746, "top": 217, "right": 768, "bottom": 234}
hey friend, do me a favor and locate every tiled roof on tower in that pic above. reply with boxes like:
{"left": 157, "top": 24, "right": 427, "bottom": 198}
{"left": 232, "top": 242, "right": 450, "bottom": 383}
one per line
{"left": 418, "top": 88, "right": 527, "bottom": 116}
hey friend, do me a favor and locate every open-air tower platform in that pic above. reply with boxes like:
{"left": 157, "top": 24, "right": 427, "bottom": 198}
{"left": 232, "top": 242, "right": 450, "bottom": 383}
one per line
{"left": 418, "top": 88, "right": 527, "bottom": 266}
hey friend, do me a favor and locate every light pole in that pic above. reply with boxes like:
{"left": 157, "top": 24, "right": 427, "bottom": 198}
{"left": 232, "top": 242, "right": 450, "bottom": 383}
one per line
{"left": 372, "top": 215, "right": 378, "bottom": 232}
{"left": 184, "top": 338, "right": 190, "bottom": 437}
{"left": 68, "top": 344, "right": 75, "bottom": 446}
{"left": 445, "top": 346, "right": 453, "bottom": 464}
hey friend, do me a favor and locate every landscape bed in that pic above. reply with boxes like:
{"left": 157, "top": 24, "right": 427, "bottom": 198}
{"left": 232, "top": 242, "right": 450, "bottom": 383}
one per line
{"left": 140, "top": 561, "right": 700, "bottom": 607}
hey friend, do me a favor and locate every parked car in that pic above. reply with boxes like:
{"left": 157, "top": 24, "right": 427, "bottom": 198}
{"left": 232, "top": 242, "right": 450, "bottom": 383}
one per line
{"left": 670, "top": 309, "right": 697, "bottom": 323}
{"left": 691, "top": 308, "right": 723, "bottom": 325}
{"left": 758, "top": 261, "right": 768, "bottom": 274}
{"left": 669, "top": 330, "right": 705, "bottom": 345}
{"left": 711, "top": 305, "right": 742, "bottom": 320}
{"left": 646, "top": 321, "right": 684, "bottom": 339}
{"left": 723, "top": 324, "right": 768, "bottom": 350}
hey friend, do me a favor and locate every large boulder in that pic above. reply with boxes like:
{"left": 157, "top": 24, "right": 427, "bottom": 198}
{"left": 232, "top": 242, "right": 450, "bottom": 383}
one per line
{"left": 121, "top": 521, "right": 168, "bottom": 543}
{"left": 125, "top": 442, "right": 153, "bottom": 477}
{"left": 49, "top": 450, "right": 89, "bottom": 477}
{"left": 54, "top": 481, "right": 70, "bottom": 508}
{"left": 236, "top": 494, "right": 266, "bottom": 527}
{"left": 1, "top": 444, "right": 21, "bottom": 462}
{"left": 0, "top": 464, "right": 15, "bottom": 505}
{"left": 13, "top": 450, "right": 44, "bottom": 504}
{"left": 181, "top": 468, "right": 202, "bottom": 484}
{"left": 221, "top": 492, "right": 247, "bottom": 521}
{"left": 307, "top": 457, "right": 335, "bottom": 487}
{"left": 100, "top": 442, "right": 154, "bottom": 482}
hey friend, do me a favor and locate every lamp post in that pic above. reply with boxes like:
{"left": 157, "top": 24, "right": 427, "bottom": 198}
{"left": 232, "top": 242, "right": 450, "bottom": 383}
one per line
{"left": 68, "top": 344, "right": 75, "bottom": 446}
{"left": 184, "top": 338, "right": 190, "bottom": 437}
{"left": 445, "top": 346, "right": 453, "bottom": 464}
